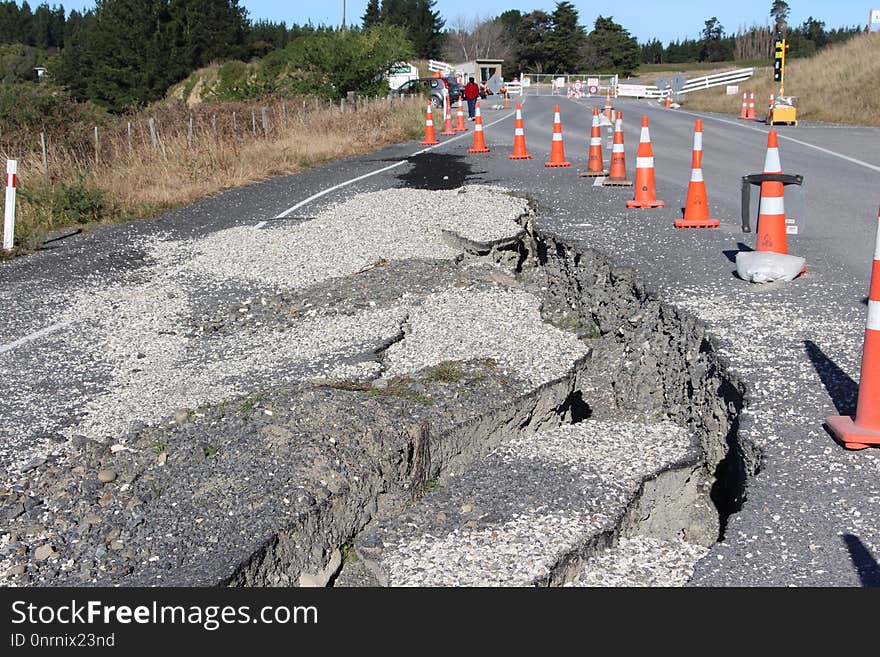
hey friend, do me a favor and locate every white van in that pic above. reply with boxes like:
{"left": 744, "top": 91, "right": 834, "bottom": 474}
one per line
{"left": 386, "top": 62, "right": 419, "bottom": 91}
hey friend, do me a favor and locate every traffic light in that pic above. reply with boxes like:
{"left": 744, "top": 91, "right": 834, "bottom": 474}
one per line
{"left": 773, "top": 40, "right": 784, "bottom": 82}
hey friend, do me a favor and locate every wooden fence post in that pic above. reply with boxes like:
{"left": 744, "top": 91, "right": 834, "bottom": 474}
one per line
{"left": 233, "top": 111, "right": 237, "bottom": 133}
{"left": 261, "top": 107, "right": 269, "bottom": 140}
{"left": 94, "top": 126, "right": 99, "bottom": 165}
{"left": 149, "top": 118, "right": 159, "bottom": 150}
{"left": 251, "top": 110, "right": 257, "bottom": 136}
{"left": 40, "top": 132, "right": 48, "bottom": 176}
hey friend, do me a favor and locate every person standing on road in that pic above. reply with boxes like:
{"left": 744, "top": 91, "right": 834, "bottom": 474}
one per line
{"left": 464, "top": 77, "right": 480, "bottom": 120}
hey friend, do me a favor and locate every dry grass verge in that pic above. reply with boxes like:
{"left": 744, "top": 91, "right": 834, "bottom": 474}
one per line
{"left": 2, "top": 95, "right": 425, "bottom": 256}
{"left": 683, "top": 31, "right": 880, "bottom": 126}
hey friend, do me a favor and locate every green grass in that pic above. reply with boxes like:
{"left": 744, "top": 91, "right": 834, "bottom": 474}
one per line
{"left": 238, "top": 392, "right": 266, "bottom": 413}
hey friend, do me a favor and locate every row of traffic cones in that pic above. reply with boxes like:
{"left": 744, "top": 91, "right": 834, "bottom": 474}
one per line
{"left": 739, "top": 90, "right": 757, "bottom": 120}
{"left": 421, "top": 96, "right": 880, "bottom": 454}
{"left": 420, "top": 98, "right": 470, "bottom": 145}
{"left": 424, "top": 98, "right": 794, "bottom": 242}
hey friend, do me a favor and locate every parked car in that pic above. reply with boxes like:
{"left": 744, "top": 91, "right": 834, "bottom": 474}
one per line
{"left": 391, "top": 76, "right": 463, "bottom": 108}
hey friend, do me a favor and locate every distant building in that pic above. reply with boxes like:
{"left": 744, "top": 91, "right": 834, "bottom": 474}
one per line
{"left": 453, "top": 59, "right": 504, "bottom": 85}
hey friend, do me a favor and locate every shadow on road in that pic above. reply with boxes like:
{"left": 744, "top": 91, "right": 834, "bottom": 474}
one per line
{"left": 842, "top": 533, "right": 880, "bottom": 587}
{"left": 804, "top": 339, "right": 858, "bottom": 416}
{"left": 722, "top": 242, "right": 753, "bottom": 264}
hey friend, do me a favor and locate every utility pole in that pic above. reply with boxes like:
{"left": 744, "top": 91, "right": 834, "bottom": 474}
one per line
{"left": 342, "top": 0, "right": 346, "bottom": 32}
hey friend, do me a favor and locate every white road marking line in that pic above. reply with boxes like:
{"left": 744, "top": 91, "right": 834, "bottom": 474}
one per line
{"left": 254, "top": 221, "right": 267, "bottom": 229}
{"left": 0, "top": 321, "right": 72, "bottom": 356}
{"left": 676, "top": 109, "right": 880, "bottom": 174}
{"left": 272, "top": 109, "right": 517, "bottom": 219}
{"left": 593, "top": 176, "right": 605, "bottom": 186}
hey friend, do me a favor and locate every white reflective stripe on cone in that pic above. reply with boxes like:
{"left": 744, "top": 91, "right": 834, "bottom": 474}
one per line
{"left": 763, "top": 148, "right": 781, "bottom": 173}
{"left": 636, "top": 157, "right": 654, "bottom": 169}
{"left": 590, "top": 138, "right": 602, "bottom": 146}
{"left": 693, "top": 132, "right": 703, "bottom": 151}
{"left": 867, "top": 300, "right": 880, "bottom": 332}
{"left": 515, "top": 128, "right": 524, "bottom": 136}
{"left": 552, "top": 132, "right": 563, "bottom": 141}
{"left": 554, "top": 112, "right": 561, "bottom": 122}
{"left": 690, "top": 168, "right": 704, "bottom": 182}
{"left": 612, "top": 143, "right": 625, "bottom": 153}
{"left": 759, "top": 195, "right": 786, "bottom": 215}
{"left": 426, "top": 120, "right": 433, "bottom": 126}
{"left": 639, "top": 128, "right": 650, "bottom": 143}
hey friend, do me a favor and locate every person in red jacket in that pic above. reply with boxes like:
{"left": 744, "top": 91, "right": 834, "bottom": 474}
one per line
{"left": 463, "top": 77, "right": 480, "bottom": 120}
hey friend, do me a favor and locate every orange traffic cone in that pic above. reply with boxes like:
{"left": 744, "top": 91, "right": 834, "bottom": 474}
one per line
{"left": 508, "top": 103, "right": 532, "bottom": 160}
{"left": 739, "top": 91, "right": 749, "bottom": 120}
{"left": 766, "top": 93, "right": 775, "bottom": 124}
{"left": 747, "top": 91, "right": 756, "bottom": 120}
{"left": 580, "top": 107, "right": 607, "bottom": 177}
{"left": 440, "top": 95, "right": 456, "bottom": 136}
{"left": 504, "top": 92, "right": 510, "bottom": 109}
{"left": 675, "top": 120, "right": 720, "bottom": 228}
{"left": 826, "top": 207, "right": 880, "bottom": 449}
{"left": 627, "top": 116, "right": 664, "bottom": 208}
{"left": 420, "top": 101, "right": 439, "bottom": 145}
{"left": 467, "top": 101, "right": 490, "bottom": 153}
{"left": 665, "top": 90, "right": 672, "bottom": 109}
{"left": 545, "top": 104, "right": 571, "bottom": 168}
{"left": 603, "top": 111, "right": 632, "bottom": 186}
{"left": 603, "top": 90, "right": 613, "bottom": 122}
{"left": 755, "top": 130, "right": 789, "bottom": 254}
{"left": 455, "top": 98, "right": 468, "bottom": 132}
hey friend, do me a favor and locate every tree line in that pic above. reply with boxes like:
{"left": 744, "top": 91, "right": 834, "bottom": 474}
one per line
{"left": 0, "top": 0, "right": 869, "bottom": 115}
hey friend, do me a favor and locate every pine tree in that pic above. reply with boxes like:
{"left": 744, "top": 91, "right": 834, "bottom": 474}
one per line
{"left": 168, "top": 0, "right": 248, "bottom": 77}
{"left": 582, "top": 16, "right": 639, "bottom": 75}
{"left": 362, "top": 0, "right": 380, "bottom": 29}
{"left": 545, "top": 1, "right": 584, "bottom": 73}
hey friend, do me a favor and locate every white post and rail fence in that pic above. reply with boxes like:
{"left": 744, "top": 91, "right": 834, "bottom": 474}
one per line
{"left": 616, "top": 67, "right": 755, "bottom": 100}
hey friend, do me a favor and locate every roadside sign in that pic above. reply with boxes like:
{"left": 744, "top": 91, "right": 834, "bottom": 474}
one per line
{"left": 588, "top": 85, "right": 598, "bottom": 95}
{"left": 587, "top": 77, "right": 599, "bottom": 87}
{"left": 871, "top": 9, "right": 880, "bottom": 31}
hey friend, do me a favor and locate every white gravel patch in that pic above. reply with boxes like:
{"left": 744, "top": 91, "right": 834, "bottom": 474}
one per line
{"left": 569, "top": 536, "right": 709, "bottom": 587}
{"left": 57, "top": 280, "right": 408, "bottom": 439}
{"left": 384, "top": 287, "right": 589, "bottom": 389}
{"left": 156, "top": 186, "right": 528, "bottom": 291}
{"left": 377, "top": 420, "right": 696, "bottom": 586}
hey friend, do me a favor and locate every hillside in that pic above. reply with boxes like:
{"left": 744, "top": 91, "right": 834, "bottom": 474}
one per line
{"left": 684, "top": 31, "right": 880, "bottom": 125}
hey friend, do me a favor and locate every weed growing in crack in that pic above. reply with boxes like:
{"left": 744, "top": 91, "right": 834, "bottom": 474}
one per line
{"left": 340, "top": 542, "right": 358, "bottom": 564}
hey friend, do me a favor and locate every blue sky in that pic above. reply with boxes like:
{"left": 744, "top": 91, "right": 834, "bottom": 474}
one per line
{"left": 52, "top": 1, "right": 871, "bottom": 44}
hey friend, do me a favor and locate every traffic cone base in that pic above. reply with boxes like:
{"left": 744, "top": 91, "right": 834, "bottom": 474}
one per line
{"left": 510, "top": 154, "right": 533, "bottom": 160}
{"left": 580, "top": 170, "right": 606, "bottom": 177}
{"left": 602, "top": 178, "right": 633, "bottom": 186}
{"left": 825, "top": 415, "right": 880, "bottom": 450}
{"left": 628, "top": 198, "right": 665, "bottom": 209}
{"left": 675, "top": 217, "right": 720, "bottom": 228}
